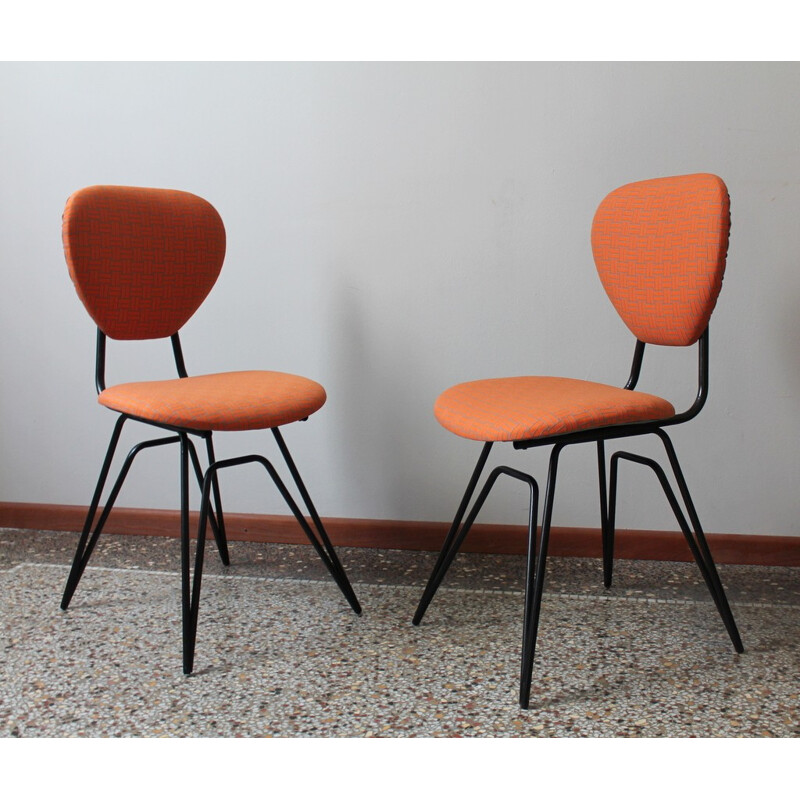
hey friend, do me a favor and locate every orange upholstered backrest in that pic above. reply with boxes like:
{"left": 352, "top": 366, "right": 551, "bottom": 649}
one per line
{"left": 63, "top": 185, "right": 226, "bottom": 340}
{"left": 591, "top": 174, "right": 730, "bottom": 346}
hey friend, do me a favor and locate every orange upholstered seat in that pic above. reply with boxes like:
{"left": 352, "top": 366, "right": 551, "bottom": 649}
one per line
{"left": 434, "top": 377, "right": 674, "bottom": 442}
{"left": 99, "top": 371, "right": 326, "bottom": 432}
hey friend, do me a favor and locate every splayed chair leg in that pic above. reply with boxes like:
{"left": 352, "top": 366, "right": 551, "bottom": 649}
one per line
{"left": 205, "top": 434, "right": 229, "bottom": 565}
{"left": 271, "top": 428, "right": 361, "bottom": 614}
{"left": 61, "top": 418, "right": 181, "bottom": 610}
{"left": 609, "top": 432, "right": 743, "bottom": 654}
{"left": 519, "top": 444, "right": 561, "bottom": 709}
{"left": 186, "top": 435, "right": 229, "bottom": 566}
{"left": 654, "top": 430, "right": 743, "bottom": 652}
{"left": 410, "top": 440, "right": 546, "bottom": 709}
{"left": 180, "top": 434, "right": 211, "bottom": 675}
{"left": 597, "top": 440, "right": 614, "bottom": 588}
{"left": 412, "top": 442, "right": 493, "bottom": 626}
{"left": 61, "top": 416, "right": 127, "bottom": 610}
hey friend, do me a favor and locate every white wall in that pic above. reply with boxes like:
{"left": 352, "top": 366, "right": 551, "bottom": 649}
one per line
{"left": 1, "top": 62, "right": 798, "bottom": 537}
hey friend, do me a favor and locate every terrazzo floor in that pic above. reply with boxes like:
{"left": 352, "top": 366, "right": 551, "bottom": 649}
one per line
{"left": 1, "top": 528, "right": 798, "bottom": 737}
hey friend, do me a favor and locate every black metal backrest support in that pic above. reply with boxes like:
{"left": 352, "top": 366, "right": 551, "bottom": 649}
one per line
{"left": 624, "top": 340, "right": 646, "bottom": 391}
{"left": 624, "top": 327, "right": 709, "bottom": 422}
{"left": 94, "top": 328, "right": 190, "bottom": 395}
{"left": 171, "top": 333, "right": 189, "bottom": 379}
{"left": 668, "top": 327, "right": 710, "bottom": 425}
{"left": 95, "top": 328, "right": 107, "bottom": 394}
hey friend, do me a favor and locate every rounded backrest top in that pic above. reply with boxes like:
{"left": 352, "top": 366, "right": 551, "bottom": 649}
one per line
{"left": 591, "top": 173, "right": 730, "bottom": 346}
{"left": 63, "top": 185, "right": 226, "bottom": 340}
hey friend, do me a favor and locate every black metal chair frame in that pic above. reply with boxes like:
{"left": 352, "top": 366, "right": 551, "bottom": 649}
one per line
{"left": 62, "top": 329, "right": 361, "bottom": 674}
{"left": 413, "top": 328, "right": 744, "bottom": 709}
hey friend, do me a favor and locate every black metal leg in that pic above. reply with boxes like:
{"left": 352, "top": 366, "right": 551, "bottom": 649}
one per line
{"left": 654, "top": 430, "right": 744, "bottom": 653}
{"left": 63, "top": 419, "right": 361, "bottom": 674}
{"left": 61, "top": 416, "right": 127, "bottom": 610}
{"left": 61, "top": 418, "right": 181, "bottom": 610}
{"left": 417, "top": 463, "right": 538, "bottom": 632}
{"left": 519, "top": 444, "right": 561, "bottom": 709}
{"left": 182, "top": 439, "right": 364, "bottom": 673}
{"left": 186, "top": 436, "right": 229, "bottom": 566}
{"left": 609, "top": 435, "right": 743, "bottom": 653}
{"left": 517, "top": 472, "right": 540, "bottom": 709}
{"left": 597, "top": 440, "right": 614, "bottom": 588}
{"left": 190, "top": 449, "right": 362, "bottom": 617}
{"left": 180, "top": 434, "right": 209, "bottom": 675}
{"left": 271, "top": 428, "right": 361, "bottom": 614}
{"left": 185, "top": 463, "right": 219, "bottom": 673}
{"left": 206, "top": 434, "right": 229, "bottom": 565}
{"left": 180, "top": 434, "right": 192, "bottom": 672}
{"left": 412, "top": 442, "right": 493, "bottom": 626}
{"left": 410, "top": 441, "right": 545, "bottom": 709}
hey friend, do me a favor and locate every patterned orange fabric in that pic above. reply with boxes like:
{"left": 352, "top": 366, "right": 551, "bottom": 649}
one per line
{"left": 99, "top": 371, "right": 326, "bottom": 432}
{"left": 591, "top": 173, "right": 730, "bottom": 346}
{"left": 63, "top": 186, "right": 226, "bottom": 340}
{"left": 434, "top": 377, "right": 674, "bottom": 442}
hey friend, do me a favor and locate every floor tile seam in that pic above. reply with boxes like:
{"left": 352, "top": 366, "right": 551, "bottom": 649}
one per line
{"left": 6, "top": 561, "right": 797, "bottom": 611}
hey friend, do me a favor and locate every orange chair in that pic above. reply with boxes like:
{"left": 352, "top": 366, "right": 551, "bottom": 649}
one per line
{"left": 413, "top": 173, "right": 743, "bottom": 708}
{"left": 60, "top": 185, "right": 361, "bottom": 673}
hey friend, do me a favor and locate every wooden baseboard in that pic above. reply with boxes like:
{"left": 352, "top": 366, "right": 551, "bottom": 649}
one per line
{"left": 1, "top": 501, "right": 799, "bottom": 566}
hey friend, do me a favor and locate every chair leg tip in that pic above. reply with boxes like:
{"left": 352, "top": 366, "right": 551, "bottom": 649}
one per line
{"left": 346, "top": 595, "right": 362, "bottom": 615}
{"left": 183, "top": 650, "right": 195, "bottom": 675}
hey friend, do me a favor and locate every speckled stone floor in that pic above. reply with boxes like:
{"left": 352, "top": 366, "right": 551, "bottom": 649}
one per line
{"left": 1, "top": 528, "right": 798, "bottom": 737}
